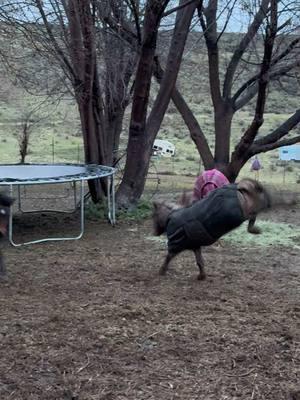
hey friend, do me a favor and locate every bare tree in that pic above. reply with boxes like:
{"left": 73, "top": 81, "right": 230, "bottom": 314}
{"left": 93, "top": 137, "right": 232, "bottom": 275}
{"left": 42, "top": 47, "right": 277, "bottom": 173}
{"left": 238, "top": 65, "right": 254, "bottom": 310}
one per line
{"left": 0, "top": 0, "right": 201, "bottom": 207}
{"left": 104, "top": 0, "right": 300, "bottom": 207}
{"left": 116, "top": 0, "right": 201, "bottom": 207}
{"left": 0, "top": 0, "right": 136, "bottom": 201}
{"left": 153, "top": 0, "right": 300, "bottom": 181}
{"left": 185, "top": 0, "right": 300, "bottom": 180}
{"left": 18, "top": 110, "right": 34, "bottom": 164}
{"left": 1, "top": 0, "right": 299, "bottom": 210}
{"left": 15, "top": 98, "right": 62, "bottom": 163}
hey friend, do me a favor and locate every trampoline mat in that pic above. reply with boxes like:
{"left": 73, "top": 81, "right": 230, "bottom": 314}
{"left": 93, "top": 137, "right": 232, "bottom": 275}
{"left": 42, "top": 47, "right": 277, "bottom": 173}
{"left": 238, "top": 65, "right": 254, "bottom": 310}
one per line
{"left": 0, "top": 164, "right": 115, "bottom": 185}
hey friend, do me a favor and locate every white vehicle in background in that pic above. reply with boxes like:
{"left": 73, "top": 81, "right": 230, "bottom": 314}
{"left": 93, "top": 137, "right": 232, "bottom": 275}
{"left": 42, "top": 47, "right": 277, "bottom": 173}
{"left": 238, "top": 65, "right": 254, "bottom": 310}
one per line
{"left": 152, "top": 139, "right": 175, "bottom": 157}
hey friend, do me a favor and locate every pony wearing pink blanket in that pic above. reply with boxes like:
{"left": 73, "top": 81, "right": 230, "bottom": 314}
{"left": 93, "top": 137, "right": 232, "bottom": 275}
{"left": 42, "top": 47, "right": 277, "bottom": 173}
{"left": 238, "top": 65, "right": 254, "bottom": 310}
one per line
{"left": 193, "top": 168, "right": 230, "bottom": 200}
{"left": 179, "top": 168, "right": 229, "bottom": 206}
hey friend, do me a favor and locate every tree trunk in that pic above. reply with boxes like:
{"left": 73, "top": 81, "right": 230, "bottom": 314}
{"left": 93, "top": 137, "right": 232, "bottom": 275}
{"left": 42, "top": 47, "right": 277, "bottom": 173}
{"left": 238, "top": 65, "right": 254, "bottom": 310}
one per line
{"left": 226, "top": 155, "right": 250, "bottom": 182}
{"left": 171, "top": 87, "right": 215, "bottom": 169}
{"left": 77, "top": 97, "right": 103, "bottom": 201}
{"left": 117, "top": 0, "right": 197, "bottom": 208}
{"left": 214, "top": 101, "right": 234, "bottom": 169}
{"left": 107, "top": 108, "right": 126, "bottom": 166}
{"left": 115, "top": 1, "right": 165, "bottom": 208}
{"left": 74, "top": 60, "right": 109, "bottom": 201}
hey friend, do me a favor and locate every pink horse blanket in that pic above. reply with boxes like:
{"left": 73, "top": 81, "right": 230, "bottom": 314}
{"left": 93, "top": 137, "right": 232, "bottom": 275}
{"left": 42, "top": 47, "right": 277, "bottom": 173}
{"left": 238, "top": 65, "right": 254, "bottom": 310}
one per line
{"left": 193, "top": 169, "right": 230, "bottom": 200}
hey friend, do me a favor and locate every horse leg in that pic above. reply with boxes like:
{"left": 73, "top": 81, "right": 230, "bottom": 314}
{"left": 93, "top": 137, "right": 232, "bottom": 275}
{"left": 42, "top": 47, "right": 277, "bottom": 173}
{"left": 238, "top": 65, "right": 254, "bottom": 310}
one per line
{"left": 247, "top": 215, "right": 261, "bottom": 234}
{"left": 194, "top": 247, "right": 206, "bottom": 280}
{"left": 159, "top": 251, "right": 177, "bottom": 276}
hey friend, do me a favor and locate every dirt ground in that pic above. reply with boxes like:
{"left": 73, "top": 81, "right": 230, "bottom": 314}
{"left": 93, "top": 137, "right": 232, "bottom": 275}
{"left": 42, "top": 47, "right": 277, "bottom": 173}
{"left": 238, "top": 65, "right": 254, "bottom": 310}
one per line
{"left": 0, "top": 191, "right": 299, "bottom": 400}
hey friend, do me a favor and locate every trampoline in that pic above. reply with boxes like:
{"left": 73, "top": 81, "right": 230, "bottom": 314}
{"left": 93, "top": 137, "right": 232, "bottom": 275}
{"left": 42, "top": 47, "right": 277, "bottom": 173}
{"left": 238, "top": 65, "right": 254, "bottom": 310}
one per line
{"left": 0, "top": 163, "right": 116, "bottom": 246}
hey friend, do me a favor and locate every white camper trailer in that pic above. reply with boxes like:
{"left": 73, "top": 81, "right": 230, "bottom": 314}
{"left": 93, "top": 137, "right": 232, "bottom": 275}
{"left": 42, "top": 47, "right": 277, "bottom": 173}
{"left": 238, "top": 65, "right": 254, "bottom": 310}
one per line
{"left": 152, "top": 139, "right": 175, "bottom": 157}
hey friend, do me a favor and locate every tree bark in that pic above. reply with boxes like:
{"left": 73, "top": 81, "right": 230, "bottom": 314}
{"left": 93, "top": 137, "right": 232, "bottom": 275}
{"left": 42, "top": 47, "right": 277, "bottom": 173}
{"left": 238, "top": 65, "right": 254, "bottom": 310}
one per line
{"left": 116, "top": 0, "right": 165, "bottom": 207}
{"left": 117, "top": 0, "right": 198, "bottom": 207}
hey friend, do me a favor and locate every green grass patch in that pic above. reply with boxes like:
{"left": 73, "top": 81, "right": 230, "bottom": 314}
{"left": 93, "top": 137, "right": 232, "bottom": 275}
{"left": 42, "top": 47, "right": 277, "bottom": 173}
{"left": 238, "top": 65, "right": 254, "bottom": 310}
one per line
{"left": 145, "top": 220, "right": 300, "bottom": 250}
{"left": 86, "top": 198, "right": 153, "bottom": 221}
{"left": 224, "top": 220, "right": 300, "bottom": 249}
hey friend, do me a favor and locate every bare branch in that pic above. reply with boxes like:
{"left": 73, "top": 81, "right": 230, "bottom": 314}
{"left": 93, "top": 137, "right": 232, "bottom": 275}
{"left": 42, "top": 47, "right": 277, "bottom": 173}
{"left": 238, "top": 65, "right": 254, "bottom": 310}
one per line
{"left": 251, "top": 134, "right": 300, "bottom": 154}
{"left": 271, "top": 36, "right": 300, "bottom": 66}
{"left": 163, "top": 0, "right": 198, "bottom": 18}
{"left": 127, "top": 0, "right": 142, "bottom": 44}
{"left": 201, "top": 0, "right": 222, "bottom": 109}
{"left": 216, "top": 0, "right": 238, "bottom": 42}
{"left": 253, "top": 108, "right": 300, "bottom": 148}
{"left": 223, "top": 0, "right": 270, "bottom": 99}
{"left": 153, "top": 55, "right": 214, "bottom": 168}
{"left": 35, "top": 0, "right": 76, "bottom": 81}
{"left": 234, "top": 57, "right": 300, "bottom": 110}
{"left": 231, "top": 0, "right": 278, "bottom": 161}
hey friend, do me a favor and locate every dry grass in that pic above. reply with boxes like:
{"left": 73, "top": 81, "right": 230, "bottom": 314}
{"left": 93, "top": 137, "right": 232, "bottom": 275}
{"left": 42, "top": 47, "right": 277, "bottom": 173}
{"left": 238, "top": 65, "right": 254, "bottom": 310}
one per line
{"left": 0, "top": 199, "right": 299, "bottom": 399}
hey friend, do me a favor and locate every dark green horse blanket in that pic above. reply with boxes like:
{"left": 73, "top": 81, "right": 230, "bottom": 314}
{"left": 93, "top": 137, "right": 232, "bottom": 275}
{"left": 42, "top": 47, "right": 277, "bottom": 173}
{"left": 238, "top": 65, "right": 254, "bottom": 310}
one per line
{"left": 166, "top": 184, "right": 246, "bottom": 253}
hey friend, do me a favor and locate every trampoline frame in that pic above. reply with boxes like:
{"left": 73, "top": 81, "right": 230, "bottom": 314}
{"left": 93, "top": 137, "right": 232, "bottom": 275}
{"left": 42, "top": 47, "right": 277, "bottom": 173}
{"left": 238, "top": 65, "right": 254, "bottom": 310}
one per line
{"left": 0, "top": 163, "right": 116, "bottom": 246}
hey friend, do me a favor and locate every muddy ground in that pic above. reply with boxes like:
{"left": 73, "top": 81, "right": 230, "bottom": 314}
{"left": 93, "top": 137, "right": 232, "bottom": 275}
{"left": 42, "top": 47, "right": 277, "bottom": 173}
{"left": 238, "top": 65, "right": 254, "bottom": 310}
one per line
{"left": 0, "top": 190, "right": 299, "bottom": 400}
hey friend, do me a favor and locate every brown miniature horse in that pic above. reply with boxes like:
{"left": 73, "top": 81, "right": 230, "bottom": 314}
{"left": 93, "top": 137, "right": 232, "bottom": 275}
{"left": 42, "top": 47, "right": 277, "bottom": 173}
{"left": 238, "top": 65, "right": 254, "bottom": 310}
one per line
{"left": 153, "top": 179, "right": 296, "bottom": 280}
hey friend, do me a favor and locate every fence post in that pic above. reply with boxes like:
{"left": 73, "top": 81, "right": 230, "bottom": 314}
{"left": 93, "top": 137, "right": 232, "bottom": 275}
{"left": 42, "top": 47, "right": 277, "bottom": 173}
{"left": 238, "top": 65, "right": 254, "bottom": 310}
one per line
{"left": 52, "top": 136, "right": 55, "bottom": 164}
{"left": 77, "top": 144, "right": 80, "bottom": 163}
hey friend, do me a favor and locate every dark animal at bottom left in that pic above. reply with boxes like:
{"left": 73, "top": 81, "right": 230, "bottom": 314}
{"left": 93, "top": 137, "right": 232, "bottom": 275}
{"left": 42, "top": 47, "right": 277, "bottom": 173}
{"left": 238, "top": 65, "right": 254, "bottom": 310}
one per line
{"left": 0, "top": 193, "right": 14, "bottom": 277}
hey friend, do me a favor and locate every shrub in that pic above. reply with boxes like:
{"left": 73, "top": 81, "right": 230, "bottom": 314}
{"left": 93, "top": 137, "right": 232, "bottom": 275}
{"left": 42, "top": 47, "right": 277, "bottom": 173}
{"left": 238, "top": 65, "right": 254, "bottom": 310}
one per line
{"left": 186, "top": 155, "right": 197, "bottom": 162}
{"left": 174, "top": 132, "right": 183, "bottom": 139}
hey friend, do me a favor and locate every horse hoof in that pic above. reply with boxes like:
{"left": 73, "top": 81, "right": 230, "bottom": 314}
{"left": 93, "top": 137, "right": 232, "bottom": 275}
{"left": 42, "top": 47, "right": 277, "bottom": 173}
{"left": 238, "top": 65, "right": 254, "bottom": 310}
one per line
{"left": 197, "top": 274, "right": 206, "bottom": 281}
{"left": 248, "top": 227, "right": 261, "bottom": 234}
{"left": 159, "top": 268, "right": 167, "bottom": 276}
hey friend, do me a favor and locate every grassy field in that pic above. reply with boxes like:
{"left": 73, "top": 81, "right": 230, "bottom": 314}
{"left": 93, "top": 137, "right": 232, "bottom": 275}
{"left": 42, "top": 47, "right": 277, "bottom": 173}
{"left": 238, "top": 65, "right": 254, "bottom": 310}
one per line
{"left": 0, "top": 103, "right": 299, "bottom": 191}
{"left": 1, "top": 93, "right": 300, "bottom": 180}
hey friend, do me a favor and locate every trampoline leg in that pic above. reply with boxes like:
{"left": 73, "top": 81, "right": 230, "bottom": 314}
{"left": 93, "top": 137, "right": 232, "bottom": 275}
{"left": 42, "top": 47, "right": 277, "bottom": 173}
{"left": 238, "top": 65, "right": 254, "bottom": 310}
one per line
{"left": 8, "top": 185, "right": 14, "bottom": 246}
{"left": 79, "top": 179, "right": 85, "bottom": 237}
{"left": 73, "top": 181, "right": 77, "bottom": 209}
{"left": 8, "top": 180, "right": 85, "bottom": 247}
{"left": 108, "top": 174, "right": 116, "bottom": 225}
{"left": 17, "top": 185, "right": 22, "bottom": 212}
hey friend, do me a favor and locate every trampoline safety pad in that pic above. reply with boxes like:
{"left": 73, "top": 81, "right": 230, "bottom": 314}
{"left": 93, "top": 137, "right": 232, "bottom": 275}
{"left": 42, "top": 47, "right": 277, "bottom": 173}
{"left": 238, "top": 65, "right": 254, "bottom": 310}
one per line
{"left": 0, "top": 163, "right": 115, "bottom": 185}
